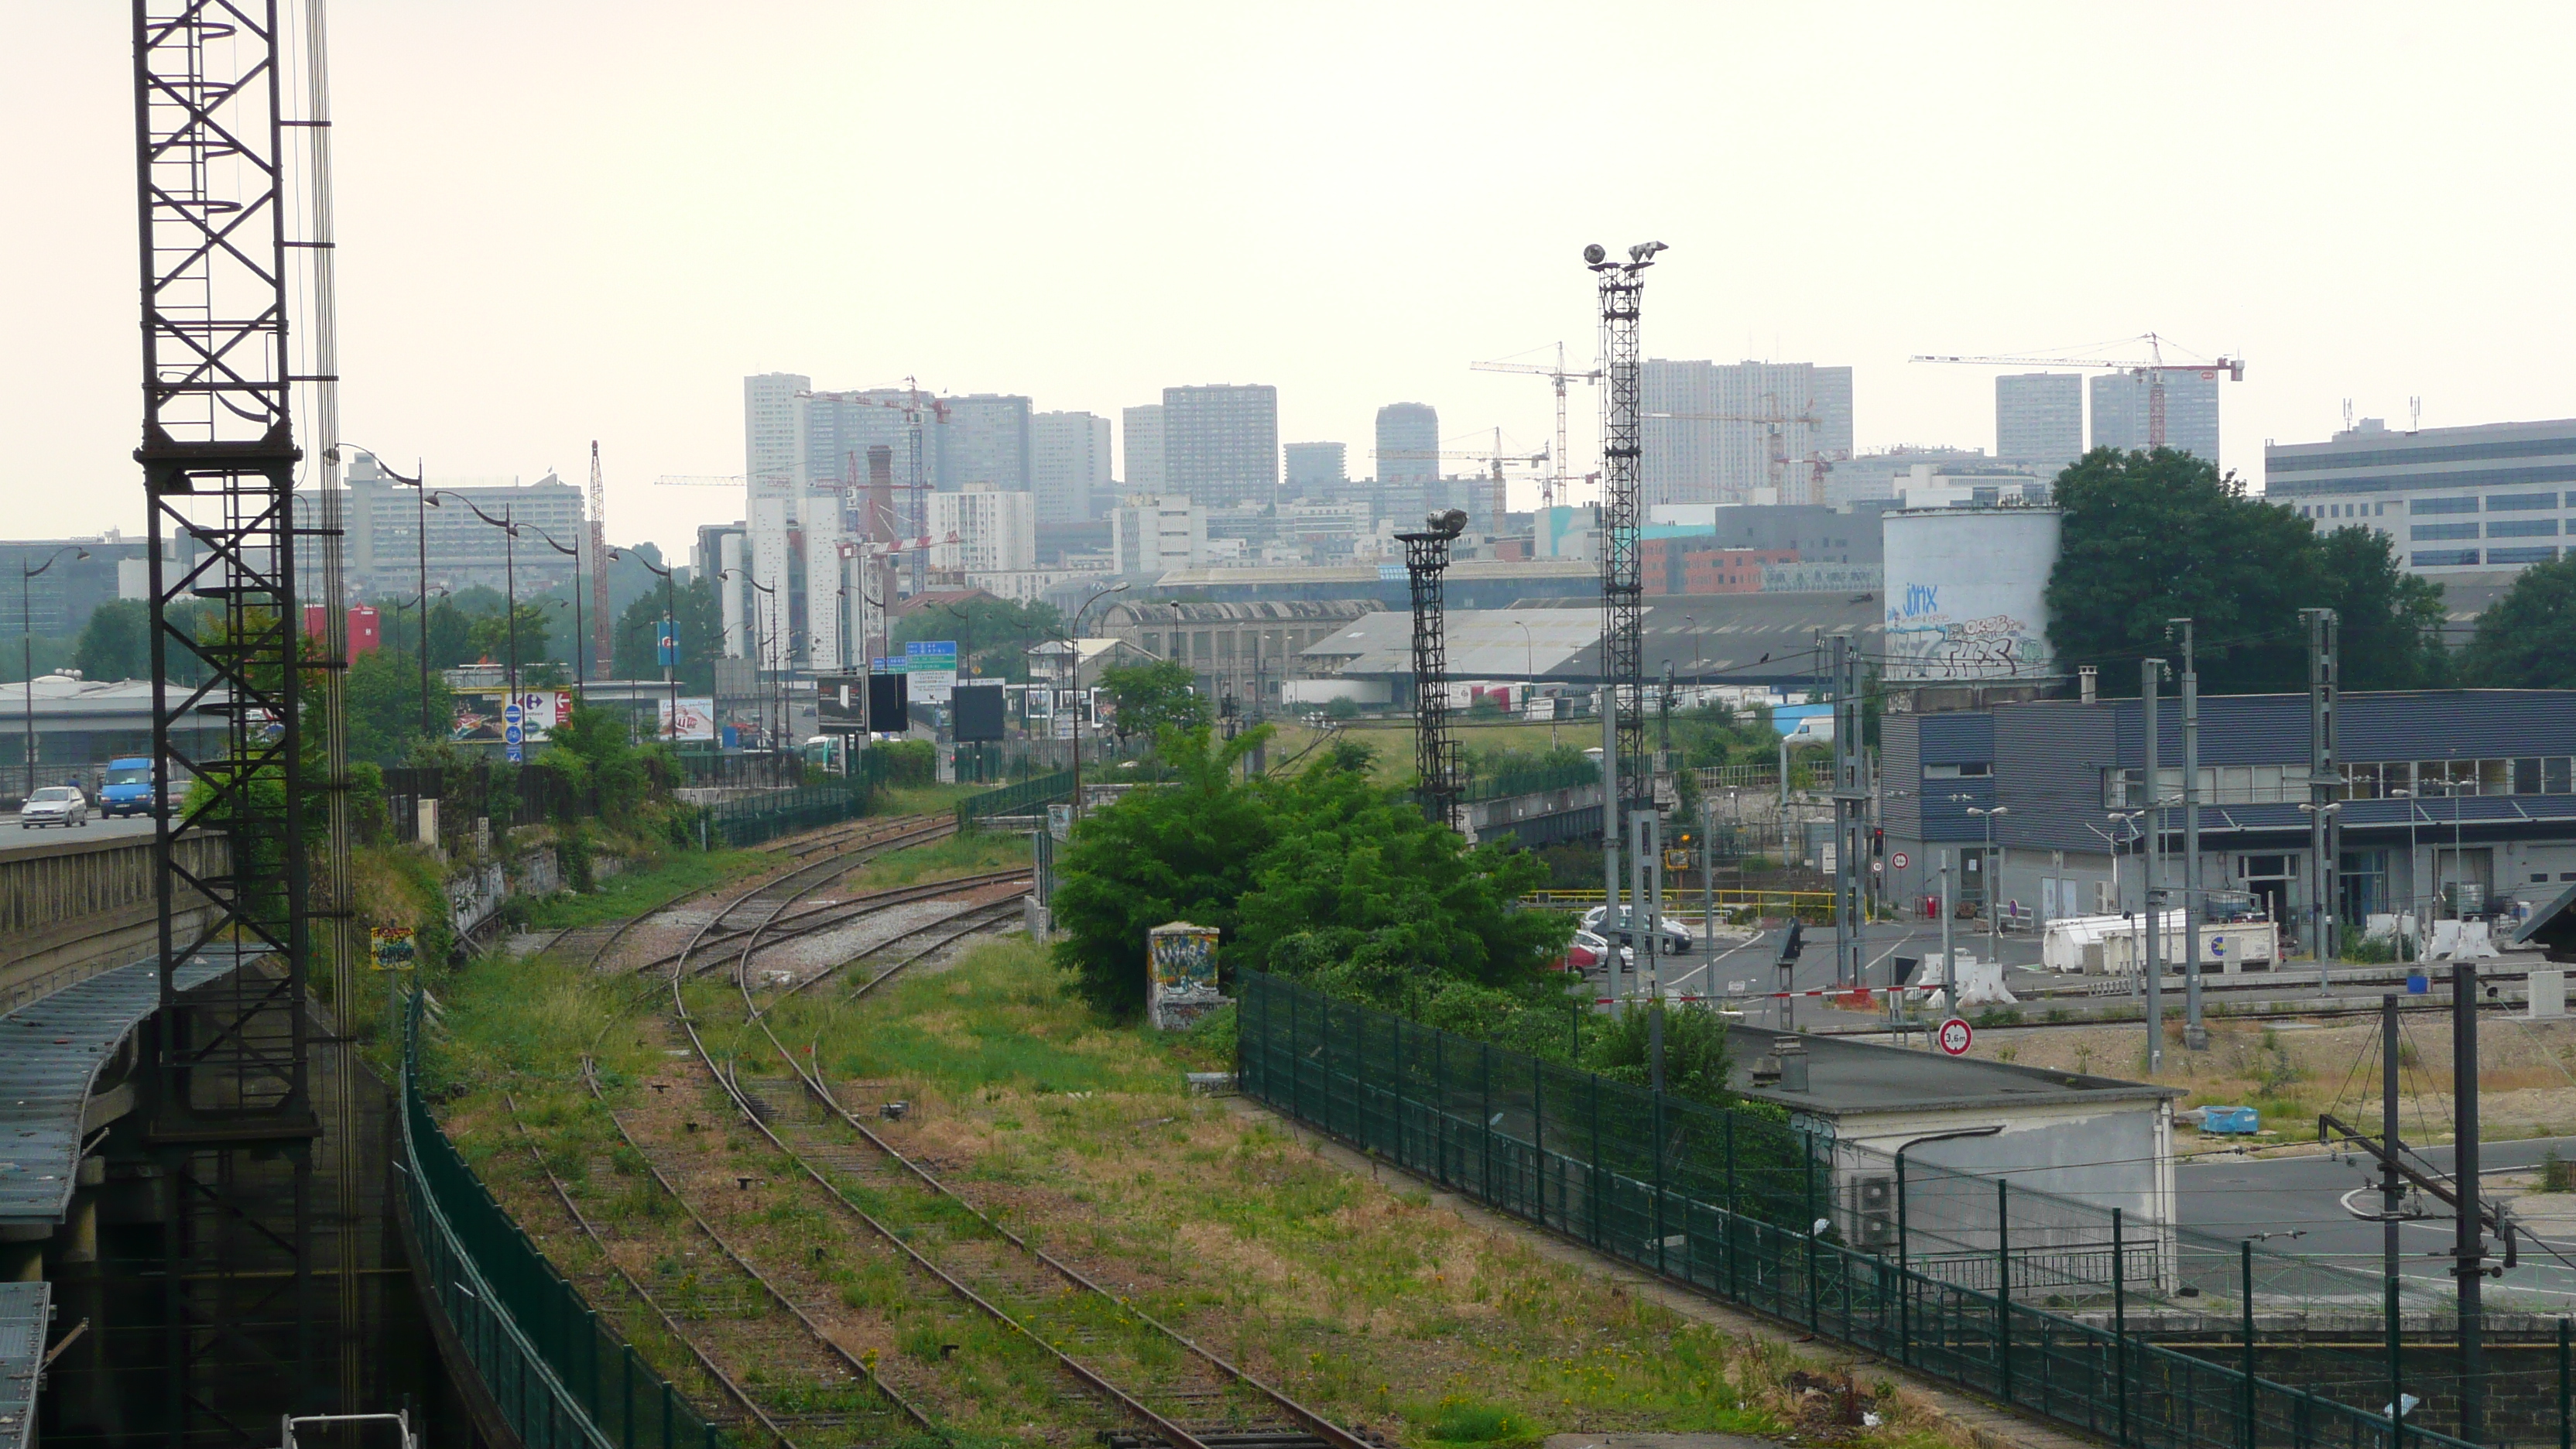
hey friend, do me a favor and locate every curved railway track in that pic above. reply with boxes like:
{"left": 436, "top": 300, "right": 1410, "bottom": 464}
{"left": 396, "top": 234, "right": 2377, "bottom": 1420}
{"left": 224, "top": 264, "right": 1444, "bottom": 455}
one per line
{"left": 662, "top": 860, "right": 1365, "bottom": 1449}
{"left": 502, "top": 1088, "right": 937, "bottom": 1447}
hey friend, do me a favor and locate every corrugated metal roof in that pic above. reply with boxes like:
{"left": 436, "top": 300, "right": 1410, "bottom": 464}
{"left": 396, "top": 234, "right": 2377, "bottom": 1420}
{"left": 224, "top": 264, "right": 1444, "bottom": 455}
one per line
{"left": 0, "top": 1280, "right": 46, "bottom": 1449}
{"left": 0, "top": 948, "right": 255, "bottom": 1225}
{"left": 1102, "top": 599, "right": 1381, "bottom": 625}
{"left": 1303, "top": 594, "right": 1885, "bottom": 687}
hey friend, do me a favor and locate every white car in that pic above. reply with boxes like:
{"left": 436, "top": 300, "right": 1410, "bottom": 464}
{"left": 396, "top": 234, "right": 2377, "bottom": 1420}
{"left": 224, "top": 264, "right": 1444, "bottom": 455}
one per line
{"left": 1580, "top": 904, "right": 1694, "bottom": 955}
{"left": 20, "top": 786, "right": 90, "bottom": 829}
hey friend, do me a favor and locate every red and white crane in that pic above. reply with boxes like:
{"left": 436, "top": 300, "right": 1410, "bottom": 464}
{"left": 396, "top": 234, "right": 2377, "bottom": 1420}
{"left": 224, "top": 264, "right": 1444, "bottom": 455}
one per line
{"left": 1472, "top": 344, "right": 1601, "bottom": 509}
{"left": 1911, "top": 334, "right": 2245, "bottom": 450}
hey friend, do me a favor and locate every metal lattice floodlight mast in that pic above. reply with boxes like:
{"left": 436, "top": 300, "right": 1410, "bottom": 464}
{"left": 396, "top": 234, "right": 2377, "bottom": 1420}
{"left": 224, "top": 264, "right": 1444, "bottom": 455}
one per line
{"left": 1587, "top": 242, "right": 1662, "bottom": 827}
{"left": 1399, "top": 509, "right": 1468, "bottom": 830}
{"left": 1830, "top": 633, "right": 1867, "bottom": 989}
{"left": 135, "top": 0, "right": 316, "bottom": 1139}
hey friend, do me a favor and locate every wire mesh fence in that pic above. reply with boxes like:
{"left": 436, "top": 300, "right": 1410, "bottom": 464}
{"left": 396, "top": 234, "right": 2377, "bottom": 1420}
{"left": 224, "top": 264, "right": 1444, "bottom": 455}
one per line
{"left": 1238, "top": 970, "right": 2539, "bottom": 1449}
{"left": 955, "top": 768, "right": 1077, "bottom": 830}
{"left": 700, "top": 783, "right": 873, "bottom": 848}
{"left": 401, "top": 994, "right": 726, "bottom": 1449}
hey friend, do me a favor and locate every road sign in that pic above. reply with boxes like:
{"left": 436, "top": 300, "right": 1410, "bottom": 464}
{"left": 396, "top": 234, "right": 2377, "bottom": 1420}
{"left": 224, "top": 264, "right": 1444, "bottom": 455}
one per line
{"left": 1890, "top": 851, "right": 1910, "bottom": 870}
{"left": 1937, "top": 1016, "right": 1973, "bottom": 1057}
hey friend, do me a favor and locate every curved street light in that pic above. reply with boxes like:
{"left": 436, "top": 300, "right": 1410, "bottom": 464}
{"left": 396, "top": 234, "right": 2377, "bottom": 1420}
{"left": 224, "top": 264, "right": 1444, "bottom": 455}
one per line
{"left": 1053, "top": 581, "right": 1130, "bottom": 820}
{"left": 431, "top": 492, "right": 529, "bottom": 752}
{"left": 718, "top": 567, "right": 782, "bottom": 750}
{"left": 522, "top": 522, "right": 588, "bottom": 697}
{"left": 337, "top": 447, "right": 439, "bottom": 734}
{"left": 612, "top": 549, "right": 681, "bottom": 741}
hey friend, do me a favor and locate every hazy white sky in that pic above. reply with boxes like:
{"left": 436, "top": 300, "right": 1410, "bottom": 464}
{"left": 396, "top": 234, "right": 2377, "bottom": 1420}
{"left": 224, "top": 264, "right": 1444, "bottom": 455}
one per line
{"left": 7, "top": 3, "right": 2572, "bottom": 558}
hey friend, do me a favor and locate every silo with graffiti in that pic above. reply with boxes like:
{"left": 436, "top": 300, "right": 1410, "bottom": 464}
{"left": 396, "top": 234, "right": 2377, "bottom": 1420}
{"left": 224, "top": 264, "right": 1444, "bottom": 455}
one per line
{"left": 1881, "top": 505, "right": 2064, "bottom": 683}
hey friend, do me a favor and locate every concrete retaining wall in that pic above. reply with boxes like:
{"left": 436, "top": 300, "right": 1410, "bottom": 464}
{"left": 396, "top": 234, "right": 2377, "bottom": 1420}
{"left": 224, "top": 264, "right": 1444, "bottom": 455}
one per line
{"left": 0, "top": 831, "right": 224, "bottom": 1014}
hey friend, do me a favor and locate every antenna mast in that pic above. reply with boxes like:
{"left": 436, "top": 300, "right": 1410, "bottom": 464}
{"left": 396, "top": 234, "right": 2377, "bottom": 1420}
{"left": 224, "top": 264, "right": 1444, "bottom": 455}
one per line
{"left": 1587, "top": 241, "right": 1664, "bottom": 831}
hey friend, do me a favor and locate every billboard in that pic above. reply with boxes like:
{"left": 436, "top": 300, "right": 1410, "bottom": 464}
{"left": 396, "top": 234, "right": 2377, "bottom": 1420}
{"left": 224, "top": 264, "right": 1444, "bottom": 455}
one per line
{"left": 952, "top": 684, "right": 1005, "bottom": 742}
{"left": 659, "top": 696, "right": 715, "bottom": 742}
{"left": 817, "top": 675, "right": 867, "bottom": 734}
{"left": 867, "top": 673, "right": 909, "bottom": 731}
{"left": 903, "top": 640, "right": 958, "bottom": 703}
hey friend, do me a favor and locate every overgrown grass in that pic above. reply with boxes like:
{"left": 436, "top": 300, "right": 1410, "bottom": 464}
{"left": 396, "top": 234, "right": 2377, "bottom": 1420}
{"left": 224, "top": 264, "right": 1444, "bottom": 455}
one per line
{"left": 524, "top": 847, "right": 768, "bottom": 930}
{"left": 839, "top": 831, "right": 1032, "bottom": 893}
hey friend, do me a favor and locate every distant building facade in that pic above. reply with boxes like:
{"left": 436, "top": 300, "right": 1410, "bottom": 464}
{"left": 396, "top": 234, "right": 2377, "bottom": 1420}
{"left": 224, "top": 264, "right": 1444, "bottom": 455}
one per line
{"left": 1284, "top": 441, "right": 1348, "bottom": 492}
{"left": 1163, "top": 385, "right": 1279, "bottom": 507}
{"left": 2090, "top": 369, "right": 2221, "bottom": 464}
{"left": 1640, "top": 360, "right": 1855, "bottom": 508}
{"left": 1122, "top": 404, "right": 1166, "bottom": 492}
{"left": 1032, "top": 410, "right": 1112, "bottom": 526}
{"left": 2266, "top": 416, "right": 2576, "bottom": 581}
{"left": 940, "top": 394, "right": 1033, "bottom": 495}
{"left": 344, "top": 452, "right": 585, "bottom": 598}
{"left": 1374, "top": 403, "right": 1440, "bottom": 485}
{"left": 928, "top": 485, "right": 1038, "bottom": 574}
{"left": 1111, "top": 496, "right": 1208, "bottom": 574}
{"left": 1995, "top": 373, "right": 2083, "bottom": 470}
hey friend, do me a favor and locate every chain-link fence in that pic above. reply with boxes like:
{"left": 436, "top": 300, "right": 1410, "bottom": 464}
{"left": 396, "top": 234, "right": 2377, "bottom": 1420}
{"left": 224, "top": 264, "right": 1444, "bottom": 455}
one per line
{"left": 401, "top": 994, "right": 725, "bottom": 1449}
{"left": 700, "top": 783, "right": 873, "bottom": 848}
{"left": 1238, "top": 970, "right": 2528, "bottom": 1449}
{"left": 956, "top": 768, "right": 1077, "bottom": 830}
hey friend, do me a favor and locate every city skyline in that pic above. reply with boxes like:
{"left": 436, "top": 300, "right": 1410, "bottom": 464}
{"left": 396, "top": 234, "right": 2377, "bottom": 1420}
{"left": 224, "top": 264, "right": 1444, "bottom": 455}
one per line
{"left": 7, "top": 5, "right": 2574, "bottom": 565}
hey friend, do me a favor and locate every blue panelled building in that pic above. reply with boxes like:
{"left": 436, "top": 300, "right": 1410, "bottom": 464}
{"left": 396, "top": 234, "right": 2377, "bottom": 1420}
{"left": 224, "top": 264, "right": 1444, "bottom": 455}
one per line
{"left": 1882, "top": 690, "right": 2576, "bottom": 948}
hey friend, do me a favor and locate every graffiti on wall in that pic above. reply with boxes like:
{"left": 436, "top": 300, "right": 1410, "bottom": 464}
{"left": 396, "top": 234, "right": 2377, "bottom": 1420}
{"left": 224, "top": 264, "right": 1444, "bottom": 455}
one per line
{"left": 1886, "top": 585, "right": 2047, "bottom": 680}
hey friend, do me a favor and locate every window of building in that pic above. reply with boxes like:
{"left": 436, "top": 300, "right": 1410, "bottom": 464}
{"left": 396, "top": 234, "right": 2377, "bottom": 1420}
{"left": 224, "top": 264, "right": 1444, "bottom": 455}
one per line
{"left": 2489, "top": 546, "right": 2561, "bottom": 565}
{"left": 2411, "top": 549, "right": 2482, "bottom": 567}
{"left": 1924, "top": 762, "right": 1991, "bottom": 779}
{"left": 2411, "top": 522, "right": 2481, "bottom": 541}
{"left": 2488, "top": 518, "right": 2560, "bottom": 538}
{"left": 2410, "top": 495, "right": 2482, "bottom": 516}
{"left": 2489, "top": 492, "right": 2562, "bottom": 510}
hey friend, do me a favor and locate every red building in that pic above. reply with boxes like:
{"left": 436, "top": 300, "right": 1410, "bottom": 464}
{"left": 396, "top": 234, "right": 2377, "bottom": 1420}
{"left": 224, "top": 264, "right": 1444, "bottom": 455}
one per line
{"left": 1640, "top": 540, "right": 1798, "bottom": 595}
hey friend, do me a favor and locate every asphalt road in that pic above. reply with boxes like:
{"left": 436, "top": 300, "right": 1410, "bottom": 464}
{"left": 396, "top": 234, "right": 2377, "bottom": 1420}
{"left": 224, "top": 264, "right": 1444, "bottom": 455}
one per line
{"left": 0, "top": 813, "right": 155, "bottom": 850}
{"left": 2178, "top": 1135, "right": 2576, "bottom": 1307}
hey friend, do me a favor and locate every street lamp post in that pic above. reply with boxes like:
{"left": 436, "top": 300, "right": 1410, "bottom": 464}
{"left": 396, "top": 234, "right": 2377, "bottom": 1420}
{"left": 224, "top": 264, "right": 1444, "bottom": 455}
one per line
{"left": 349, "top": 451, "right": 437, "bottom": 734}
{"left": 524, "top": 523, "right": 587, "bottom": 698}
{"left": 616, "top": 550, "right": 678, "bottom": 742}
{"left": 718, "top": 568, "right": 778, "bottom": 750}
{"left": 437, "top": 493, "right": 525, "bottom": 754}
{"left": 20, "top": 546, "right": 88, "bottom": 797}
{"left": 2297, "top": 800, "right": 2344, "bottom": 985}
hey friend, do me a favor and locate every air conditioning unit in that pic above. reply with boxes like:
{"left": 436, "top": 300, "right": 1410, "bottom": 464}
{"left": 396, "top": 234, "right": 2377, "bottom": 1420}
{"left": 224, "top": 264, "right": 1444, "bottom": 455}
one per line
{"left": 1855, "top": 1174, "right": 1896, "bottom": 1249}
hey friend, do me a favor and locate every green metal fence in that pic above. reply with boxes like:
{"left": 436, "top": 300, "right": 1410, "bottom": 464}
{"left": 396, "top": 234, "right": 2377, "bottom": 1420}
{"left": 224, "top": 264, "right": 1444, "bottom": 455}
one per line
{"left": 956, "top": 768, "right": 1077, "bottom": 830}
{"left": 702, "top": 783, "right": 872, "bottom": 848}
{"left": 1238, "top": 970, "right": 2505, "bottom": 1449}
{"left": 401, "top": 994, "right": 727, "bottom": 1449}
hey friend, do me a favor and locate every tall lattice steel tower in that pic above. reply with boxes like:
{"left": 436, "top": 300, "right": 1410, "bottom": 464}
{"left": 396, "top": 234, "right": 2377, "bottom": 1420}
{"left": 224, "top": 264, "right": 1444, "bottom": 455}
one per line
{"left": 1398, "top": 508, "right": 1468, "bottom": 829}
{"left": 1587, "top": 242, "right": 1663, "bottom": 824}
{"left": 134, "top": 0, "right": 321, "bottom": 1429}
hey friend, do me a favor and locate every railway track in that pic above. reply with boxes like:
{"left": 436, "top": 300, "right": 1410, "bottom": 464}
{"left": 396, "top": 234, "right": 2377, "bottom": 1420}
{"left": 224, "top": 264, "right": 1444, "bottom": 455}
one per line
{"left": 542, "top": 814, "right": 953, "bottom": 972}
{"left": 502, "top": 1089, "right": 934, "bottom": 1448}
{"left": 673, "top": 872, "right": 1363, "bottom": 1449}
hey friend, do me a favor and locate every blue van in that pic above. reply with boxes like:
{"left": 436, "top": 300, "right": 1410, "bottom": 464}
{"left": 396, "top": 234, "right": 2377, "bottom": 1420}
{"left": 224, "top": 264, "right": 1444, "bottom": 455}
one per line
{"left": 100, "top": 757, "right": 156, "bottom": 817}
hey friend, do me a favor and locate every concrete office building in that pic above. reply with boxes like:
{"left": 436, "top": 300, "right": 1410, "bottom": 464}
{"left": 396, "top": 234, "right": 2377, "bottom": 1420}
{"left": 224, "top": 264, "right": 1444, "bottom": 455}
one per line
{"left": 0, "top": 536, "right": 152, "bottom": 639}
{"left": 929, "top": 485, "right": 1039, "bottom": 575}
{"left": 940, "top": 394, "right": 1032, "bottom": 494}
{"left": 1819, "top": 447, "right": 1999, "bottom": 510}
{"left": 1374, "top": 403, "right": 1441, "bottom": 485}
{"left": 1164, "top": 385, "right": 1279, "bottom": 507}
{"left": 743, "top": 372, "right": 808, "bottom": 508}
{"left": 1996, "top": 373, "right": 2084, "bottom": 470}
{"left": 1284, "top": 441, "right": 1348, "bottom": 492}
{"left": 1122, "top": 404, "right": 1166, "bottom": 492}
{"left": 342, "top": 452, "right": 586, "bottom": 597}
{"left": 1111, "top": 496, "right": 1208, "bottom": 574}
{"left": 1881, "top": 690, "right": 2576, "bottom": 943}
{"left": 1640, "top": 360, "right": 1855, "bottom": 509}
{"left": 2266, "top": 416, "right": 2576, "bottom": 583}
{"left": 2090, "top": 370, "right": 2221, "bottom": 464}
{"left": 1032, "top": 411, "right": 1112, "bottom": 527}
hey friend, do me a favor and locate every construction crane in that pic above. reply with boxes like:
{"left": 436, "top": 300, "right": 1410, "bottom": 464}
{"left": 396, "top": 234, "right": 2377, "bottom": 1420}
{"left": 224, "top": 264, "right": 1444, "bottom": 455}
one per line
{"left": 587, "top": 441, "right": 612, "bottom": 677}
{"left": 1473, "top": 344, "right": 1601, "bottom": 509}
{"left": 1911, "top": 334, "right": 2245, "bottom": 450}
{"left": 799, "top": 382, "right": 951, "bottom": 593}
{"left": 1649, "top": 396, "right": 1824, "bottom": 502}
{"left": 1373, "top": 427, "right": 1549, "bottom": 529}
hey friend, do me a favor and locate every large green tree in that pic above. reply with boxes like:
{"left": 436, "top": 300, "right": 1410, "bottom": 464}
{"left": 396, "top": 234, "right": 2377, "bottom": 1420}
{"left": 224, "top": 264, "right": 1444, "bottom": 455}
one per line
{"left": 344, "top": 647, "right": 457, "bottom": 765}
{"left": 1096, "top": 658, "right": 1208, "bottom": 748}
{"left": 74, "top": 600, "right": 149, "bottom": 681}
{"left": 2461, "top": 553, "right": 2576, "bottom": 688}
{"left": 2046, "top": 447, "right": 2445, "bottom": 694}
{"left": 612, "top": 574, "right": 724, "bottom": 694}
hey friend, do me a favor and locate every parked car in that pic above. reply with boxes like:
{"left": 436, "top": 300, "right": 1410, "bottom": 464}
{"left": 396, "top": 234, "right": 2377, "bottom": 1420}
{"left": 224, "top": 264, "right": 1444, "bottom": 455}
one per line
{"left": 1580, "top": 905, "right": 1694, "bottom": 955}
{"left": 1560, "top": 928, "right": 1629, "bottom": 973}
{"left": 99, "top": 756, "right": 156, "bottom": 817}
{"left": 20, "top": 786, "right": 91, "bottom": 829}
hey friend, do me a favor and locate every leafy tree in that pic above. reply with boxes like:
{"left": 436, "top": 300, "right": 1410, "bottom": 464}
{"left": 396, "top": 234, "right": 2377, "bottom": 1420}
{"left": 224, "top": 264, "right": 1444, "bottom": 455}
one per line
{"left": 2047, "top": 447, "right": 2446, "bottom": 694}
{"left": 1582, "top": 1002, "right": 1738, "bottom": 1108}
{"left": 344, "top": 648, "right": 456, "bottom": 765}
{"left": 74, "top": 600, "right": 149, "bottom": 681}
{"left": 892, "top": 596, "right": 1064, "bottom": 682}
{"left": 465, "top": 603, "right": 552, "bottom": 670}
{"left": 1050, "top": 725, "right": 1278, "bottom": 1016}
{"left": 2314, "top": 525, "right": 2450, "bottom": 690}
{"left": 1097, "top": 659, "right": 1207, "bottom": 748}
{"left": 612, "top": 574, "right": 723, "bottom": 694}
{"left": 2462, "top": 553, "right": 2576, "bottom": 688}
{"left": 535, "top": 701, "right": 673, "bottom": 832}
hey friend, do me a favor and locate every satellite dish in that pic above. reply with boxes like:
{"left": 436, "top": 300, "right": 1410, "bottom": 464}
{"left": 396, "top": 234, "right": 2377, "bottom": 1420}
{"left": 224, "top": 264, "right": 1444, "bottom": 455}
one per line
{"left": 1582, "top": 243, "right": 1606, "bottom": 265}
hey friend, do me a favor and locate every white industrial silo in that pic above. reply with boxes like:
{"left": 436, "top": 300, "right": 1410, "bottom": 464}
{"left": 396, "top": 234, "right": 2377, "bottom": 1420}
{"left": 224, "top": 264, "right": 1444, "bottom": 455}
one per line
{"left": 1881, "top": 506, "right": 2064, "bottom": 683}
